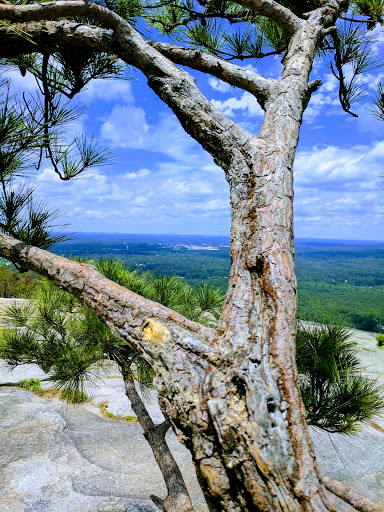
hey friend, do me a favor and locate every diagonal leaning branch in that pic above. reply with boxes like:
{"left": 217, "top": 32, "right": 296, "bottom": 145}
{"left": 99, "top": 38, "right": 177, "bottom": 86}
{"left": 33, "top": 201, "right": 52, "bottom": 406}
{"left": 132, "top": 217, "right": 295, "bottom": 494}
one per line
{"left": 227, "top": 0, "right": 302, "bottom": 34}
{"left": 0, "top": 1, "right": 261, "bottom": 167}
{"left": 0, "top": 233, "right": 219, "bottom": 366}
{"left": 149, "top": 41, "right": 279, "bottom": 107}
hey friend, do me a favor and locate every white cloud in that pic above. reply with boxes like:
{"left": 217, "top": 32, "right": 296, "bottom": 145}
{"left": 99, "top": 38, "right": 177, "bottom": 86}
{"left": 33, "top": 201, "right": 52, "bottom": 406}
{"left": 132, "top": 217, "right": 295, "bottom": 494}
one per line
{"left": 3, "top": 69, "right": 38, "bottom": 92}
{"left": 79, "top": 79, "right": 134, "bottom": 103}
{"left": 207, "top": 78, "right": 232, "bottom": 93}
{"left": 303, "top": 79, "right": 340, "bottom": 123}
{"left": 101, "top": 104, "right": 201, "bottom": 163}
{"left": 84, "top": 210, "right": 106, "bottom": 219}
{"left": 101, "top": 104, "right": 149, "bottom": 148}
{"left": 293, "top": 140, "right": 384, "bottom": 239}
{"left": 322, "top": 73, "right": 338, "bottom": 92}
{"left": 123, "top": 168, "right": 151, "bottom": 179}
{"left": 37, "top": 168, "right": 62, "bottom": 183}
{"left": 211, "top": 92, "right": 264, "bottom": 117}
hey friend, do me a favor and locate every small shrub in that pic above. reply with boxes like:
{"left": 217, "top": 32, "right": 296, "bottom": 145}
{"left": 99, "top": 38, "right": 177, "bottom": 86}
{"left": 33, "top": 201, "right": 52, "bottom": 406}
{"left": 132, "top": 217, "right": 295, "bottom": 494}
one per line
{"left": 60, "top": 388, "right": 88, "bottom": 403}
{"left": 376, "top": 334, "right": 384, "bottom": 348}
{"left": 98, "top": 401, "right": 138, "bottom": 422}
{"left": 18, "top": 378, "right": 44, "bottom": 395}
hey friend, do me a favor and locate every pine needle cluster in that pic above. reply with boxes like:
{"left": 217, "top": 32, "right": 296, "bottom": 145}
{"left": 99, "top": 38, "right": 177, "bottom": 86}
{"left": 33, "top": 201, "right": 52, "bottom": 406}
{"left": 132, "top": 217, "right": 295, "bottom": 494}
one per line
{"left": 0, "top": 258, "right": 224, "bottom": 400}
{"left": 297, "top": 322, "right": 384, "bottom": 434}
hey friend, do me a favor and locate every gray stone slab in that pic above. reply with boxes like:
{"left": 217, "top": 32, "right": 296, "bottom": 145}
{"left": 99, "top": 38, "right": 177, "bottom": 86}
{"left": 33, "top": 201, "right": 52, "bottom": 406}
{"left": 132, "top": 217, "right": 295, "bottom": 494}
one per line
{"left": 1, "top": 326, "right": 384, "bottom": 511}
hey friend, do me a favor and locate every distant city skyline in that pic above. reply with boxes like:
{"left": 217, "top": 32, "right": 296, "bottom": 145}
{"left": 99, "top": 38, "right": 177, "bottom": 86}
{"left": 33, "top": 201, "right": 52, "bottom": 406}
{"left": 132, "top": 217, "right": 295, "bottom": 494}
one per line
{"left": 59, "top": 232, "right": 384, "bottom": 243}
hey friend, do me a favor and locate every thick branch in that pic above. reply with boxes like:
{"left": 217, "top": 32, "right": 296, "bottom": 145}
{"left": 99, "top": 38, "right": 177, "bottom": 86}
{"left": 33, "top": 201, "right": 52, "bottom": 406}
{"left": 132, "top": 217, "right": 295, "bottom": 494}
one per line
{"left": 228, "top": 0, "right": 301, "bottom": 34}
{"left": 323, "top": 476, "right": 384, "bottom": 512}
{"left": 150, "top": 41, "right": 279, "bottom": 107}
{"left": 0, "top": 0, "right": 300, "bottom": 35}
{"left": 0, "top": 21, "right": 116, "bottom": 57}
{"left": 0, "top": 0, "right": 119, "bottom": 26}
{"left": 0, "top": 2, "right": 255, "bottom": 168}
{"left": 0, "top": 234, "right": 218, "bottom": 366}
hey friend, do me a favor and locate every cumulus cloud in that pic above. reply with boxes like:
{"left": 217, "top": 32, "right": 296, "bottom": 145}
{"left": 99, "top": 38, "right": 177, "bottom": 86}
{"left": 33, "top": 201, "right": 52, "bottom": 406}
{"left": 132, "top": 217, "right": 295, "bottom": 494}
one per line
{"left": 293, "top": 141, "right": 384, "bottom": 239}
{"left": 101, "top": 103, "right": 201, "bottom": 163}
{"left": 211, "top": 92, "right": 264, "bottom": 117}
{"left": 3, "top": 69, "right": 38, "bottom": 92}
{"left": 303, "top": 75, "right": 340, "bottom": 123}
{"left": 79, "top": 79, "right": 134, "bottom": 103}
{"left": 207, "top": 78, "right": 232, "bottom": 93}
{"left": 123, "top": 168, "right": 151, "bottom": 179}
{"left": 294, "top": 143, "right": 382, "bottom": 190}
{"left": 101, "top": 104, "right": 150, "bottom": 148}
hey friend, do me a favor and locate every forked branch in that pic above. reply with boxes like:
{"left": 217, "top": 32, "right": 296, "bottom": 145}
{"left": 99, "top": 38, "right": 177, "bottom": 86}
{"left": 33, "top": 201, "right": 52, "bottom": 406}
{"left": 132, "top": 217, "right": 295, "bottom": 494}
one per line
{"left": 0, "top": 3, "right": 257, "bottom": 167}
{"left": 150, "top": 41, "right": 279, "bottom": 107}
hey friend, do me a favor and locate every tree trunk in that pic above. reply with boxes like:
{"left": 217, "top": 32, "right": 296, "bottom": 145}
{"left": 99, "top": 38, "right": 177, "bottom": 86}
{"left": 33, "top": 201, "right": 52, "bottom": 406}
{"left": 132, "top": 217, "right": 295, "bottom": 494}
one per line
{"left": 120, "top": 361, "right": 194, "bottom": 512}
{"left": 0, "top": 1, "right": 373, "bottom": 510}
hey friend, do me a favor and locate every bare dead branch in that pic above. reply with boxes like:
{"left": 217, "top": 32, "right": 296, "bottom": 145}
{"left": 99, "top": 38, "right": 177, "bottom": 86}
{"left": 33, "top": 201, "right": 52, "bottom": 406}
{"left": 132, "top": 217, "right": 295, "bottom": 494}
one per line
{"left": 121, "top": 362, "right": 194, "bottom": 512}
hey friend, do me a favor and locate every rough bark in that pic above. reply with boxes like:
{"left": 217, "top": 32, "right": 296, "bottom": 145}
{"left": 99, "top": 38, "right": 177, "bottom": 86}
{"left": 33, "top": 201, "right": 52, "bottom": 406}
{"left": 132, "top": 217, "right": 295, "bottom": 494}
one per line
{"left": 0, "top": 1, "right": 381, "bottom": 511}
{"left": 120, "top": 361, "right": 194, "bottom": 512}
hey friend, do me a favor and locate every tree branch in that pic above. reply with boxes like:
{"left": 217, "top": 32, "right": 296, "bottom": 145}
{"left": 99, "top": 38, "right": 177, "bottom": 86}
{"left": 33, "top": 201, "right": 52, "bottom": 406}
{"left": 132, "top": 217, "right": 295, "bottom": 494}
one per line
{"left": 323, "top": 476, "right": 384, "bottom": 512}
{"left": 0, "top": 234, "right": 219, "bottom": 367}
{"left": 227, "top": 0, "right": 302, "bottom": 34}
{"left": 0, "top": 2, "right": 257, "bottom": 169}
{"left": 149, "top": 41, "right": 279, "bottom": 108}
{"left": 120, "top": 361, "right": 195, "bottom": 512}
{"left": 0, "top": 0, "right": 300, "bottom": 35}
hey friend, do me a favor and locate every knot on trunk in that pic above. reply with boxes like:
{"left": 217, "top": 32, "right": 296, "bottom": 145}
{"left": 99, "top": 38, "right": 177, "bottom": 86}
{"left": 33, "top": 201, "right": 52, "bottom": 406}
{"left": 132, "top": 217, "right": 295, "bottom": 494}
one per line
{"left": 246, "top": 253, "right": 265, "bottom": 278}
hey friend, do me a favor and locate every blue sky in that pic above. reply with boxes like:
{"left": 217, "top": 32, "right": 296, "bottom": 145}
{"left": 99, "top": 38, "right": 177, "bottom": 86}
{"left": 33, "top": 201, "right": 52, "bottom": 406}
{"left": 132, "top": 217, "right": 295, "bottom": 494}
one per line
{"left": 6, "top": 34, "right": 384, "bottom": 241}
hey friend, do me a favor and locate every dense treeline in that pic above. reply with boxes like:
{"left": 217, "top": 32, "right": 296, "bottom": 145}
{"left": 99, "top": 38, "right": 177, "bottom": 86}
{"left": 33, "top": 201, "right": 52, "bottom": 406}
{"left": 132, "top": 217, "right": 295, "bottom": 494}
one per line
{"left": 1, "top": 235, "right": 383, "bottom": 332}
{"left": 0, "top": 263, "right": 36, "bottom": 298}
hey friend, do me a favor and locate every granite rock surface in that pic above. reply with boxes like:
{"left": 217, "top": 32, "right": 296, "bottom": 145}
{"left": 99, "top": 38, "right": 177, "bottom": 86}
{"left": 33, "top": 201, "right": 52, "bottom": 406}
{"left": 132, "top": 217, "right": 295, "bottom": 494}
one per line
{"left": 1, "top": 324, "right": 384, "bottom": 512}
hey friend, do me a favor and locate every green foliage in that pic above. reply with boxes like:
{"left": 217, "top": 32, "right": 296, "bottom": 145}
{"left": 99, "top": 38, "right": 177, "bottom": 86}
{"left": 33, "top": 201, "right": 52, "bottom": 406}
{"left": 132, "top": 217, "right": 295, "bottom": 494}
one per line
{"left": 0, "top": 79, "right": 70, "bottom": 250}
{"left": 0, "top": 46, "right": 120, "bottom": 254}
{"left": 297, "top": 323, "right": 384, "bottom": 434}
{"left": 18, "top": 378, "right": 44, "bottom": 395}
{"left": 352, "top": 0, "right": 384, "bottom": 27}
{"left": 185, "top": 20, "right": 226, "bottom": 54}
{"left": 257, "top": 17, "right": 290, "bottom": 53}
{"left": 96, "top": 0, "right": 144, "bottom": 23}
{"left": 141, "top": 0, "right": 384, "bottom": 113}
{"left": 376, "top": 334, "right": 384, "bottom": 347}
{"left": 3, "top": 253, "right": 383, "bottom": 435}
{"left": 321, "top": 23, "right": 384, "bottom": 116}
{"left": 60, "top": 388, "right": 88, "bottom": 403}
{"left": 369, "top": 79, "right": 384, "bottom": 120}
{"left": 56, "top": 237, "right": 384, "bottom": 333}
{"left": 95, "top": 257, "right": 225, "bottom": 327}
{"left": 0, "top": 258, "right": 224, "bottom": 402}
{"left": 349, "top": 312, "right": 382, "bottom": 332}
{"left": 0, "top": 264, "right": 36, "bottom": 297}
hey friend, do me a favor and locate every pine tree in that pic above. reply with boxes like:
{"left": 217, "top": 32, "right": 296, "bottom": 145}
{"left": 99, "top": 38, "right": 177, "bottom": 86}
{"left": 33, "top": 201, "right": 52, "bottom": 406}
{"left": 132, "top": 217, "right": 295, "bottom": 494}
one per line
{"left": 0, "top": 0, "right": 383, "bottom": 510}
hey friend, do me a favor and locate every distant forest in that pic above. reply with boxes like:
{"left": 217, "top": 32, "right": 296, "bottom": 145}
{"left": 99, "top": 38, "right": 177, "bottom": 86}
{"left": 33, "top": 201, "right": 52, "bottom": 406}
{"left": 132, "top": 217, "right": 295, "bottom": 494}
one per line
{"left": 1, "top": 234, "right": 383, "bottom": 332}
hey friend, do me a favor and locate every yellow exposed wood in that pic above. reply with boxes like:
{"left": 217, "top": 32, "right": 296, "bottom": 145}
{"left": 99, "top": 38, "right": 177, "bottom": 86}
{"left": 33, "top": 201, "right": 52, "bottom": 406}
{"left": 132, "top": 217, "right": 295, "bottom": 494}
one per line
{"left": 142, "top": 319, "right": 170, "bottom": 345}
